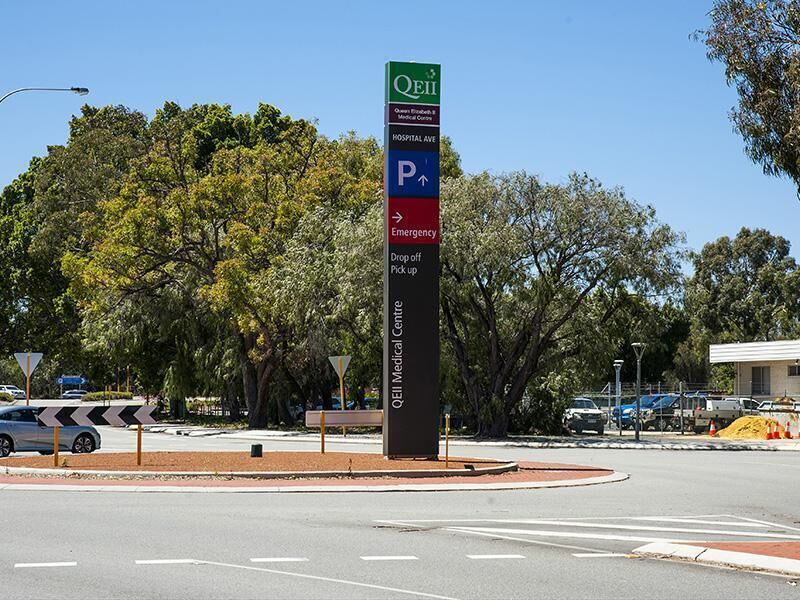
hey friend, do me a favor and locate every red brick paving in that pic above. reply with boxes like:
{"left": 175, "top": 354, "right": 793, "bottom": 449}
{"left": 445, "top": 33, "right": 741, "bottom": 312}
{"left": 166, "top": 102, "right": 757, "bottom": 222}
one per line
{"left": 697, "top": 541, "right": 800, "bottom": 561}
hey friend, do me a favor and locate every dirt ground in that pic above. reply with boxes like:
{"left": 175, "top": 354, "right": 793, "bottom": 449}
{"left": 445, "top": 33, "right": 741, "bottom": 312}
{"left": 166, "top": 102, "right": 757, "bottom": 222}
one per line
{"left": 0, "top": 451, "right": 506, "bottom": 472}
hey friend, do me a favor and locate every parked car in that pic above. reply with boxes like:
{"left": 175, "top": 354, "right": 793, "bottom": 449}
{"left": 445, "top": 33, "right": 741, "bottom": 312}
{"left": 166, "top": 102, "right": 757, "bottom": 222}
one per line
{"left": 0, "top": 384, "right": 26, "bottom": 401}
{"left": 757, "top": 400, "right": 800, "bottom": 412}
{"left": 0, "top": 406, "right": 101, "bottom": 457}
{"left": 718, "top": 397, "right": 760, "bottom": 413}
{"left": 564, "top": 397, "right": 604, "bottom": 435}
{"left": 61, "top": 389, "right": 89, "bottom": 400}
{"left": 641, "top": 395, "right": 681, "bottom": 431}
{"left": 612, "top": 394, "right": 666, "bottom": 429}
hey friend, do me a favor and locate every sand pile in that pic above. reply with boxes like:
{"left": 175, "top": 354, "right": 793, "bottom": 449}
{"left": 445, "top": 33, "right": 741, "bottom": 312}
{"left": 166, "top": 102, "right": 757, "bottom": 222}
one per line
{"left": 717, "top": 416, "right": 771, "bottom": 439}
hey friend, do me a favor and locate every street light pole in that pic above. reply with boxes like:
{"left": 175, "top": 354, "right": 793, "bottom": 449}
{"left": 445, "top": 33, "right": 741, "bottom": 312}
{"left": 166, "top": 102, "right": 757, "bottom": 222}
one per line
{"left": 632, "top": 342, "right": 646, "bottom": 442}
{"left": 614, "top": 359, "right": 623, "bottom": 436}
{"left": 0, "top": 87, "right": 89, "bottom": 105}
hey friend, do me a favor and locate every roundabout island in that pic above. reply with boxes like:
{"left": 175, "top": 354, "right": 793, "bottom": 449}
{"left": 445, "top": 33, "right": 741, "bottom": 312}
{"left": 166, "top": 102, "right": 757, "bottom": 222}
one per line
{"left": 0, "top": 450, "right": 627, "bottom": 493}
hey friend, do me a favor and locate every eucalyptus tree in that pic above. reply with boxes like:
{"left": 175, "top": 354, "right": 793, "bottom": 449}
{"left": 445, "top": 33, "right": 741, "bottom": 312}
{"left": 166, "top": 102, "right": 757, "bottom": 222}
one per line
{"left": 440, "top": 172, "right": 682, "bottom": 436}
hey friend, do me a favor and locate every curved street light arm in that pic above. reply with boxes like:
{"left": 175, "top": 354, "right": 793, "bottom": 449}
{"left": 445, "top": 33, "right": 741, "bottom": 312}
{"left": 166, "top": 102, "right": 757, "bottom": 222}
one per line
{"left": 0, "top": 87, "right": 89, "bottom": 105}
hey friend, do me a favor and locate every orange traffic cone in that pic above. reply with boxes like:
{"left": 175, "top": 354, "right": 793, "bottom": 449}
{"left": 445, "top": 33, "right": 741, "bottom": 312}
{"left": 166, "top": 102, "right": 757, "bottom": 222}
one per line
{"left": 709, "top": 419, "right": 717, "bottom": 437}
{"left": 785, "top": 422, "right": 793, "bottom": 440}
{"left": 766, "top": 421, "right": 773, "bottom": 440}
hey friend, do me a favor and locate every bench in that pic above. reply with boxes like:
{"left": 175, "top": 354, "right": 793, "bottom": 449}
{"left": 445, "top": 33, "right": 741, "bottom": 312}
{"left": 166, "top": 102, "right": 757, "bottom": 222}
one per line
{"left": 305, "top": 409, "right": 383, "bottom": 453}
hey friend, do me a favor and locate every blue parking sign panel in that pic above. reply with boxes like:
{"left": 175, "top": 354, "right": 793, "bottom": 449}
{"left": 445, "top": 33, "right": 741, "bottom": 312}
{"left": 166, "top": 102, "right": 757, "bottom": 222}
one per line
{"left": 387, "top": 150, "right": 439, "bottom": 198}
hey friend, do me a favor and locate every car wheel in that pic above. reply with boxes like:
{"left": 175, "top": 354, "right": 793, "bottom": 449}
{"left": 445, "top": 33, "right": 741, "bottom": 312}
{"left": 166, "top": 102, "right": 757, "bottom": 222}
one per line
{"left": 574, "top": 426, "right": 583, "bottom": 435}
{"left": 72, "top": 434, "right": 95, "bottom": 454}
{"left": 0, "top": 435, "right": 12, "bottom": 457}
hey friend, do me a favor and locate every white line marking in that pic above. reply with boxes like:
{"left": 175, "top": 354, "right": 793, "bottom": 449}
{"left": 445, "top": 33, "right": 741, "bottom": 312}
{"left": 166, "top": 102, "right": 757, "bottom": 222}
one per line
{"left": 727, "top": 515, "right": 800, "bottom": 534}
{"left": 377, "top": 514, "right": 732, "bottom": 525}
{"left": 444, "top": 527, "right": 613, "bottom": 554}
{"left": 135, "top": 559, "right": 198, "bottom": 565}
{"left": 466, "top": 554, "right": 525, "bottom": 560}
{"left": 14, "top": 562, "right": 77, "bottom": 568}
{"left": 449, "top": 526, "right": 680, "bottom": 545}
{"left": 572, "top": 553, "right": 628, "bottom": 558}
{"left": 360, "top": 555, "right": 419, "bottom": 561}
{"left": 250, "top": 557, "right": 309, "bottom": 563}
{"left": 198, "top": 560, "right": 458, "bottom": 600}
{"left": 435, "top": 519, "right": 800, "bottom": 540}
{"left": 629, "top": 518, "right": 767, "bottom": 528}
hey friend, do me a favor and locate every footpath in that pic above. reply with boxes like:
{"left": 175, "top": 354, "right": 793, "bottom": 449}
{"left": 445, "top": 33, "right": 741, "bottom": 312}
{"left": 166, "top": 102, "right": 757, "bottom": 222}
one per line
{"left": 635, "top": 540, "right": 800, "bottom": 578}
{"left": 140, "top": 424, "right": 800, "bottom": 451}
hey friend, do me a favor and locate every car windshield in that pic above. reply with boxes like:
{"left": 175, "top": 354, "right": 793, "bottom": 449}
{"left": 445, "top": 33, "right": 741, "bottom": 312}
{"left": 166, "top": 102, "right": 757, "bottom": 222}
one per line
{"left": 651, "top": 397, "right": 677, "bottom": 409}
{"left": 572, "top": 398, "right": 597, "bottom": 409}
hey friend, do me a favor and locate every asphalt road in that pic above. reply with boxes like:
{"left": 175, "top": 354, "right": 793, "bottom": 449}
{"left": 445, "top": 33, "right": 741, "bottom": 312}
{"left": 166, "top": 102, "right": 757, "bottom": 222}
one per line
{"left": 1, "top": 427, "right": 799, "bottom": 599}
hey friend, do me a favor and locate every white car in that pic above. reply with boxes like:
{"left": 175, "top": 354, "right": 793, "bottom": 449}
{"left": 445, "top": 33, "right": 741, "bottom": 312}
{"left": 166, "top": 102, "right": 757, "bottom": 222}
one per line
{"left": 758, "top": 400, "right": 800, "bottom": 412}
{"left": 0, "top": 385, "right": 25, "bottom": 401}
{"left": 564, "top": 397, "right": 605, "bottom": 435}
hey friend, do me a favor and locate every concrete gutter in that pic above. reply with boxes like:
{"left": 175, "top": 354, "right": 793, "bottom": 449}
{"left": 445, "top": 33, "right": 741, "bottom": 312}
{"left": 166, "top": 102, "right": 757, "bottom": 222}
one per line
{"left": 0, "top": 461, "right": 517, "bottom": 480}
{"left": 634, "top": 542, "right": 800, "bottom": 577}
{"left": 0, "top": 470, "right": 628, "bottom": 494}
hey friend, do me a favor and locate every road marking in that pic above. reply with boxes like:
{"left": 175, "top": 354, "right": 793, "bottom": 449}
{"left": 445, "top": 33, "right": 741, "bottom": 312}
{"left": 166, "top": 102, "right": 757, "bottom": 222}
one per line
{"left": 14, "top": 562, "right": 77, "bottom": 568}
{"left": 571, "top": 553, "right": 628, "bottom": 558}
{"left": 250, "top": 557, "right": 309, "bottom": 563}
{"left": 135, "top": 559, "right": 198, "bottom": 565}
{"left": 197, "top": 560, "right": 458, "bottom": 600}
{"left": 434, "top": 519, "right": 800, "bottom": 540}
{"left": 444, "top": 527, "right": 612, "bottom": 554}
{"left": 448, "top": 526, "right": 678, "bottom": 545}
{"left": 629, "top": 517, "right": 768, "bottom": 528}
{"left": 728, "top": 515, "right": 800, "bottom": 534}
{"left": 466, "top": 554, "right": 525, "bottom": 560}
{"left": 360, "top": 555, "right": 419, "bottom": 561}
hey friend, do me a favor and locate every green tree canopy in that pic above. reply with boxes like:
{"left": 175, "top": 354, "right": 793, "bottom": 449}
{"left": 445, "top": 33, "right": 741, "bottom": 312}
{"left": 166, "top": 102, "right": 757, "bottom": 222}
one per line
{"left": 702, "top": 0, "right": 800, "bottom": 192}
{"left": 440, "top": 172, "right": 683, "bottom": 436}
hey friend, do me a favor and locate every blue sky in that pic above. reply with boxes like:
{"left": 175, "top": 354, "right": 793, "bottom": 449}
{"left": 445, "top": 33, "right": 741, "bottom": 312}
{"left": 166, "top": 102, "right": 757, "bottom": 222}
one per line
{"left": 2, "top": 0, "right": 798, "bottom": 255}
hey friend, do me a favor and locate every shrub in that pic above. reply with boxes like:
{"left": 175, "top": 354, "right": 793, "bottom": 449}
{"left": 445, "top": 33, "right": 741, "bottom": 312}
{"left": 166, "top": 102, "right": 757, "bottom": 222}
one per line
{"left": 81, "top": 391, "right": 134, "bottom": 402}
{"left": 0, "top": 392, "right": 13, "bottom": 403}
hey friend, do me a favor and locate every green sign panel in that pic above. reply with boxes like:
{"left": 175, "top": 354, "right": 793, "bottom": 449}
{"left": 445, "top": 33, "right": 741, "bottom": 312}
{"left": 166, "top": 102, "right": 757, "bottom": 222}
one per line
{"left": 385, "top": 61, "right": 441, "bottom": 105}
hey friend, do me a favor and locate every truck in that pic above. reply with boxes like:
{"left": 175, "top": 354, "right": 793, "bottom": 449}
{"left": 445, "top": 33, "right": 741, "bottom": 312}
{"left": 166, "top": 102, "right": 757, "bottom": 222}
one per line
{"left": 692, "top": 398, "right": 757, "bottom": 434}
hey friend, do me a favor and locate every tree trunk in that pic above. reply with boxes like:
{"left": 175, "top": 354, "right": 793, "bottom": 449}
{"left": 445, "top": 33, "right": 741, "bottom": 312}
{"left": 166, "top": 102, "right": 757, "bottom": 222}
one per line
{"left": 250, "top": 355, "right": 277, "bottom": 429}
{"left": 479, "top": 410, "right": 509, "bottom": 438}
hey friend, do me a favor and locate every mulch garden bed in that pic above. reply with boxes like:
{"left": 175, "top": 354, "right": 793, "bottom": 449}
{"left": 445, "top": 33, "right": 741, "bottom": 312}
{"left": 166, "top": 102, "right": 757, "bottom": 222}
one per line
{"left": 0, "top": 451, "right": 505, "bottom": 473}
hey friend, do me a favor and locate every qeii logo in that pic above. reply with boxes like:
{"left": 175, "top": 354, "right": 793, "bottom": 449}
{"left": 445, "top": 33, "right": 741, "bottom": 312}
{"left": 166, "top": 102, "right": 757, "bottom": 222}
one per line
{"left": 386, "top": 62, "right": 441, "bottom": 105}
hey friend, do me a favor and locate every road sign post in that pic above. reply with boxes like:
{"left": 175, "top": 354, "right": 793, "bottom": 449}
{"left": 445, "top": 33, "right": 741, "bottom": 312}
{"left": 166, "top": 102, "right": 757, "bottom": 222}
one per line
{"left": 14, "top": 352, "right": 43, "bottom": 406}
{"left": 137, "top": 424, "right": 143, "bottom": 466}
{"left": 53, "top": 426, "right": 59, "bottom": 468}
{"left": 328, "top": 355, "right": 351, "bottom": 436}
{"left": 383, "top": 61, "right": 441, "bottom": 458}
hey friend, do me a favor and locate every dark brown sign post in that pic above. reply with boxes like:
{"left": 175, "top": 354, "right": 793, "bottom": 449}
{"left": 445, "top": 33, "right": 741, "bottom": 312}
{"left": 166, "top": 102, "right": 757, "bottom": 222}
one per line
{"left": 383, "top": 61, "right": 441, "bottom": 458}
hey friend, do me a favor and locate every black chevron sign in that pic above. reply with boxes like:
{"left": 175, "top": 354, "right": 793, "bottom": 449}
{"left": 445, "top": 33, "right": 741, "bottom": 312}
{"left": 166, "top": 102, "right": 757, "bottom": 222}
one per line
{"left": 37, "top": 405, "right": 157, "bottom": 427}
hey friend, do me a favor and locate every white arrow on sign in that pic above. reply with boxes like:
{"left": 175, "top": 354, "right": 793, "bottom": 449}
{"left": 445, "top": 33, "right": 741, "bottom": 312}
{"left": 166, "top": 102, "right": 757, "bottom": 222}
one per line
{"left": 392, "top": 211, "right": 403, "bottom": 224}
{"left": 71, "top": 406, "right": 95, "bottom": 426}
{"left": 133, "top": 405, "right": 157, "bottom": 425}
{"left": 418, "top": 174, "right": 428, "bottom": 186}
{"left": 37, "top": 407, "right": 61, "bottom": 427}
{"left": 328, "top": 355, "right": 351, "bottom": 378}
{"left": 102, "top": 405, "right": 127, "bottom": 427}
{"left": 14, "top": 352, "right": 43, "bottom": 376}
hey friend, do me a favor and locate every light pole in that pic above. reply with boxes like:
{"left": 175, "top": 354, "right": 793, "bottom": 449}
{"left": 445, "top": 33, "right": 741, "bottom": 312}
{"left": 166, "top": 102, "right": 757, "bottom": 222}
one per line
{"left": 614, "top": 359, "right": 623, "bottom": 435}
{"left": 0, "top": 87, "right": 89, "bottom": 105}
{"left": 632, "top": 342, "right": 646, "bottom": 442}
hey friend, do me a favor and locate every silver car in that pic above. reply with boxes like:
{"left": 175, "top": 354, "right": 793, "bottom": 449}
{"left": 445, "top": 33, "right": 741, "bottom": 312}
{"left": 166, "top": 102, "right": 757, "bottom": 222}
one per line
{"left": 0, "top": 406, "right": 101, "bottom": 457}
